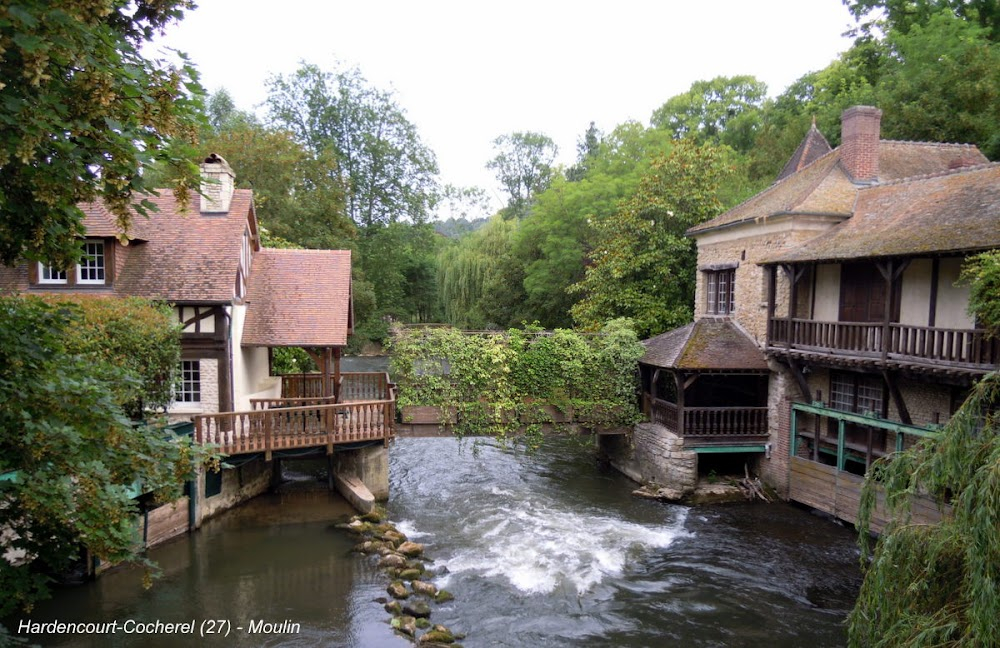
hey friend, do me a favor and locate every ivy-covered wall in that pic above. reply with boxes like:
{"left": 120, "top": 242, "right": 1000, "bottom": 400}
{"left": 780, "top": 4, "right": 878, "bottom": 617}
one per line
{"left": 389, "top": 319, "right": 645, "bottom": 442}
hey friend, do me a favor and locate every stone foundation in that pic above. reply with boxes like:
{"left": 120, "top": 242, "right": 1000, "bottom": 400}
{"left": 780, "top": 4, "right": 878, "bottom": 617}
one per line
{"left": 599, "top": 422, "right": 698, "bottom": 496}
{"left": 333, "top": 443, "right": 390, "bottom": 501}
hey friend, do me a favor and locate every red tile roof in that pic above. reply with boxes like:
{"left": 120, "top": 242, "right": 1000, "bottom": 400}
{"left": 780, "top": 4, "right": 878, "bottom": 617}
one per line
{"left": 242, "top": 249, "right": 353, "bottom": 347}
{"left": 111, "top": 189, "right": 254, "bottom": 302}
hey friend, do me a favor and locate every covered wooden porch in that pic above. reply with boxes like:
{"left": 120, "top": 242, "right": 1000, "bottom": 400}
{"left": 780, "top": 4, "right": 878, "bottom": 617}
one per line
{"left": 640, "top": 318, "right": 771, "bottom": 450}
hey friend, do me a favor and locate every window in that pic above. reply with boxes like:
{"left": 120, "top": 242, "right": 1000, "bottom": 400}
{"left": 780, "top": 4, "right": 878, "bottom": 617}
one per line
{"left": 38, "top": 264, "right": 67, "bottom": 284}
{"left": 830, "top": 372, "right": 884, "bottom": 415}
{"left": 77, "top": 240, "right": 105, "bottom": 284}
{"left": 706, "top": 268, "right": 736, "bottom": 315}
{"left": 177, "top": 360, "right": 201, "bottom": 403}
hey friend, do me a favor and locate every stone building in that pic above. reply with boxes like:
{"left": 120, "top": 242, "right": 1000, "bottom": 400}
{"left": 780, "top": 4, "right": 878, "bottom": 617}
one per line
{"left": 615, "top": 107, "right": 1000, "bottom": 521}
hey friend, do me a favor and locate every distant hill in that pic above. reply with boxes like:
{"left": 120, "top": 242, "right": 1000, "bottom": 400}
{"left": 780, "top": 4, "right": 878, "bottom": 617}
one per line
{"left": 433, "top": 216, "right": 489, "bottom": 238}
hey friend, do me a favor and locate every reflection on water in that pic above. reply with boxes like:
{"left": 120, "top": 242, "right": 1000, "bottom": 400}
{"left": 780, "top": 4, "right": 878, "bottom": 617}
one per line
{"left": 13, "top": 434, "right": 861, "bottom": 648}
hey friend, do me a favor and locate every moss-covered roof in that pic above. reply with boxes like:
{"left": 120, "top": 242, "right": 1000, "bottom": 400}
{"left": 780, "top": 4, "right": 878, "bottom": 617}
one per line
{"left": 766, "top": 163, "right": 1000, "bottom": 264}
{"left": 776, "top": 121, "right": 832, "bottom": 182}
{"left": 688, "top": 139, "right": 989, "bottom": 236}
{"left": 640, "top": 318, "right": 768, "bottom": 371}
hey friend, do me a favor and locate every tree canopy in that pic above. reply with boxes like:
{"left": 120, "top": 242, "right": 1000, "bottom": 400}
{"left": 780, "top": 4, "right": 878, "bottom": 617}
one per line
{"left": 0, "top": 0, "right": 203, "bottom": 269}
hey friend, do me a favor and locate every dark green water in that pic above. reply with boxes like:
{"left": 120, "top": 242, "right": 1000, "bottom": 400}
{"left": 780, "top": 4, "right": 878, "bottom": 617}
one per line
{"left": 13, "top": 436, "right": 861, "bottom": 647}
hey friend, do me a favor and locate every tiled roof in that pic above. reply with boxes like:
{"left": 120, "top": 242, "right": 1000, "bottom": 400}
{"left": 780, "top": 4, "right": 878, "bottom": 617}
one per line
{"left": 689, "top": 139, "right": 989, "bottom": 236}
{"left": 242, "top": 249, "right": 352, "bottom": 347}
{"left": 766, "top": 163, "right": 1000, "bottom": 264}
{"left": 113, "top": 190, "right": 254, "bottom": 301}
{"left": 776, "top": 122, "right": 832, "bottom": 181}
{"left": 640, "top": 318, "right": 768, "bottom": 371}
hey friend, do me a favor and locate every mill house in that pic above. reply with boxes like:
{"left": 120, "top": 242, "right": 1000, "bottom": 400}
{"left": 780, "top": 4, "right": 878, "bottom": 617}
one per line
{"left": 1, "top": 155, "right": 395, "bottom": 545}
{"left": 637, "top": 107, "right": 999, "bottom": 525}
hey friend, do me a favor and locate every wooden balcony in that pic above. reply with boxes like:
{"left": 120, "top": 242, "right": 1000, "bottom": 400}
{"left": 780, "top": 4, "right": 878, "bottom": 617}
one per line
{"left": 195, "top": 372, "right": 395, "bottom": 458}
{"left": 646, "top": 395, "right": 769, "bottom": 446}
{"left": 769, "top": 318, "right": 999, "bottom": 372}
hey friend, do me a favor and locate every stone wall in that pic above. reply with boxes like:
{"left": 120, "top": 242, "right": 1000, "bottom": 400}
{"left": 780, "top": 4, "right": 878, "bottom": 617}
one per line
{"left": 599, "top": 423, "right": 698, "bottom": 495}
{"left": 694, "top": 219, "right": 840, "bottom": 344}
{"left": 194, "top": 456, "right": 272, "bottom": 526}
{"left": 333, "top": 444, "right": 390, "bottom": 501}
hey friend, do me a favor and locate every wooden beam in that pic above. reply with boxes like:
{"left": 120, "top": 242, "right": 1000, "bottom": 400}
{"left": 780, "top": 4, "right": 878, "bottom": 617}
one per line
{"left": 882, "top": 370, "right": 913, "bottom": 425}
{"left": 787, "top": 358, "right": 813, "bottom": 403}
{"left": 675, "top": 372, "right": 686, "bottom": 437}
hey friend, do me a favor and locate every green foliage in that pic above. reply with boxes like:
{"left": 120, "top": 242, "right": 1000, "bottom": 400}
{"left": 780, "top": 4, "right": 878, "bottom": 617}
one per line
{"left": 0, "top": 296, "right": 207, "bottom": 617}
{"left": 487, "top": 131, "right": 559, "bottom": 219}
{"left": 844, "top": 0, "right": 1000, "bottom": 43}
{"left": 651, "top": 75, "right": 769, "bottom": 153}
{"left": 569, "top": 140, "right": 732, "bottom": 337}
{"left": 848, "top": 372, "right": 1000, "bottom": 647}
{"left": 265, "top": 62, "right": 439, "bottom": 228}
{"left": 33, "top": 295, "right": 181, "bottom": 419}
{"left": 389, "top": 320, "right": 644, "bottom": 442}
{"left": 961, "top": 250, "right": 1000, "bottom": 335}
{"left": 270, "top": 347, "right": 317, "bottom": 375}
{"left": 876, "top": 9, "right": 1000, "bottom": 158}
{"left": 0, "top": 0, "right": 203, "bottom": 269}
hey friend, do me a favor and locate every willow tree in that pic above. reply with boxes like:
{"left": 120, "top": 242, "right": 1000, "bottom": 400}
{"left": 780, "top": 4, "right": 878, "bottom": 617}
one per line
{"left": 848, "top": 371, "right": 1000, "bottom": 647}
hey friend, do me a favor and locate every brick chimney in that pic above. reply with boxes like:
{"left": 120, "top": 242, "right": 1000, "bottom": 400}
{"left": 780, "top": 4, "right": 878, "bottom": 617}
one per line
{"left": 840, "top": 106, "right": 882, "bottom": 184}
{"left": 200, "top": 153, "right": 235, "bottom": 213}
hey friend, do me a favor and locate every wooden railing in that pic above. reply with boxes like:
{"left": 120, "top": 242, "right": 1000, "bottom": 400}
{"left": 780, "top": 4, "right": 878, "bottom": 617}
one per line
{"left": 339, "top": 372, "right": 391, "bottom": 402}
{"left": 683, "top": 406, "right": 769, "bottom": 438}
{"left": 770, "top": 318, "right": 998, "bottom": 368}
{"left": 649, "top": 397, "right": 678, "bottom": 429}
{"left": 195, "top": 399, "right": 394, "bottom": 458}
{"left": 281, "top": 373, "right": 326, "bottom": 399}
{"left": 279, "top": 372, "right": 394, "bottom": 402}
{"left": 200, "top": 371, "right": 396, "bottom": 456}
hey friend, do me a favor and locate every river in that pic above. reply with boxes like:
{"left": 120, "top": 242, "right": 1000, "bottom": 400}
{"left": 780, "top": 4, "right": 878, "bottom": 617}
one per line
{"left": 14, "top": 435, "right": 861, "bottom": 647}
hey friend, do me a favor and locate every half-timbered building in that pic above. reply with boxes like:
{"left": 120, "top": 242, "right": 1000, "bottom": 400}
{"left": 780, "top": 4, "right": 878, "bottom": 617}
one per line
{"left": 635, "top": 107, "right": 1000, "bottom": 522}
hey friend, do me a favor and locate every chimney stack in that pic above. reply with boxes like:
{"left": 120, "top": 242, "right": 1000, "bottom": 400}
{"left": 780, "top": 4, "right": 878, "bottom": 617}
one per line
{"left": 840, "top": 106, "right": 882, "bottom": 184}
{"left": 200, "top": 153, "right": 235, "bottom": 213}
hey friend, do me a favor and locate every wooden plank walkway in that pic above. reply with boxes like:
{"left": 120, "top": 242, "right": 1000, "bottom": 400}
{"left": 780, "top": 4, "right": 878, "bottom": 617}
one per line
{"left": 194, "top": 372, "right": 395, "bottom": 457}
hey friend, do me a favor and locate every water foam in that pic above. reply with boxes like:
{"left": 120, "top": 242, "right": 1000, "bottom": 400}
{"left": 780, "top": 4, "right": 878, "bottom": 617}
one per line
{"left": 440, "top": 497, "right": 688, "bottom": 595}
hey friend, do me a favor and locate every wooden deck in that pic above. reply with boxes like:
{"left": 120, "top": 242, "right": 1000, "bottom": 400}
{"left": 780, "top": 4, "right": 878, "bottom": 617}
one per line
{"left": 194, "top": 372, "right": 395, "bottom": 457}
{"left": 646, "top": 396, "right": 769, "bottom": 446}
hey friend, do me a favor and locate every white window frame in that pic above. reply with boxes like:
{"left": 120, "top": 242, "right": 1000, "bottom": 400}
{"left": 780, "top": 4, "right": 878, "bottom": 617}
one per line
{"left": 706, "top": 268, "right": 736, "bottom": 315}
{"left": 38, "top": 263, "right": 68, "bottom": 284}
{"left": 76, "top": 239, "right": 106, "bottom": 285}
{"left": 176, "top": 360, "right": 202, "bottom": 404}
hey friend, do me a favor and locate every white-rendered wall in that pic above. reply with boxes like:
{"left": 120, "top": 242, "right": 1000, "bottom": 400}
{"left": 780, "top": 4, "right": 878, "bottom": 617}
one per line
{"left": 899, "top": 259, "right": 933, "bottom": 327}
{"left": 813, "top": 264, "right": 841, "bottom": 321}
{"left": 229, "top": 303, "right": 280, "bottom": 411}
{"left": 936, "top": 257, "right": 974, "bottom": 329}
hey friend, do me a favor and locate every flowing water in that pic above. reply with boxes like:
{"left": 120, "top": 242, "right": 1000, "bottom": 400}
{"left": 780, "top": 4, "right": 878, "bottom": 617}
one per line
{"left": 14, "top": 435, "right": 861, "bottom": 647}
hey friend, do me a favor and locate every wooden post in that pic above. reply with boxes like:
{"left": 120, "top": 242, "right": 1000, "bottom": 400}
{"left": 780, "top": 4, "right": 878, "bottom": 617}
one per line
{"left": 333, "top": 347, "right": 342, "bottom": 403}
{"left": 675, "top": 372, "right": 685, "bottom": 437}
{"left": 766, "top": 265, "right": 777, "bottom": 344}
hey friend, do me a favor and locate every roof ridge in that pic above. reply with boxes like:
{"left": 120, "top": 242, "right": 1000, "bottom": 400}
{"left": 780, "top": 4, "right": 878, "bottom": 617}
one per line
{"left": 870, "top": 160, "right": 1000, "bottom": 189}
{"left": 689, "top": 148, "right": 843, "bottom": 233}
{"left": 879, "top": 139, "right": 981, "bottom": 150}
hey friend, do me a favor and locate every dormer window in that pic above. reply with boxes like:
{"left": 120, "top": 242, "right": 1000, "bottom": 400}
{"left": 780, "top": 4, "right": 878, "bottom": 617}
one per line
{"left": 706, "top": 268, "right": 736, "bottom": 315}
{"left": 77, "top": 240, "right": 106, "bottom": 284}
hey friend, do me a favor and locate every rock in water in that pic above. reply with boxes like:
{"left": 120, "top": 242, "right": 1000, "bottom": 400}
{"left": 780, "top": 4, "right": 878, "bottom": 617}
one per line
{"left": 434, "top": 589, "right": 455, "bottom": 603}
{"left": 391, "top": 615, "right": 417, "bottom": 637}
{"left": 411, "top": 580, "right": 437, "bottom": 597}
{"left": 398, "top": 541, "right": 425, "bottom": 557}
{"left": 403, "top": 600, "right": 432, "bottom": 618}
{"left": 387, "top": 581, "right": 410, "bottom": 600}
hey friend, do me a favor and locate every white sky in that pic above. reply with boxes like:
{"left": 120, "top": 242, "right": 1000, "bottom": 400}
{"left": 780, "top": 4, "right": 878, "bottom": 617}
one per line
{"left": 152, "top": 0, "right": 856, "bottom": 214}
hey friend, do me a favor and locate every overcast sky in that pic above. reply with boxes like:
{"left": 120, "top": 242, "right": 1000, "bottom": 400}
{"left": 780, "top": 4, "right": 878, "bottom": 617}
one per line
{"left": 152, "top": 0, "right": 857, "bottom": 214}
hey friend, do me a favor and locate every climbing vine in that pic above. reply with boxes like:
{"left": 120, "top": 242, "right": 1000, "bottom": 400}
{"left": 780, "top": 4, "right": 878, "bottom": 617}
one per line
{"left": 389, "top": 319, "right": 644, "bottom": 445}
